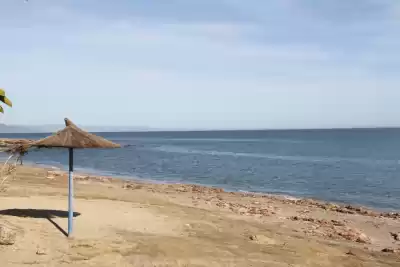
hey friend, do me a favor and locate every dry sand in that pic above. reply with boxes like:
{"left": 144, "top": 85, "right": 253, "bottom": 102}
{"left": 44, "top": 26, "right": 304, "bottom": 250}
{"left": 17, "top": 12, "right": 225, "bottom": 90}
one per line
{"left": 0, "top": 165, "right": 399, "bottom": 266}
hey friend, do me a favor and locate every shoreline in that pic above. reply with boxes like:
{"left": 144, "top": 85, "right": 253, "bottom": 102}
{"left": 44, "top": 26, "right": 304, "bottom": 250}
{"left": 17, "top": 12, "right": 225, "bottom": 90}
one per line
{"left": 42, "top": 165, "right": 400, "bottom": 219}
{"left": 21, "top": 160, "right": 400, "bottom": 213}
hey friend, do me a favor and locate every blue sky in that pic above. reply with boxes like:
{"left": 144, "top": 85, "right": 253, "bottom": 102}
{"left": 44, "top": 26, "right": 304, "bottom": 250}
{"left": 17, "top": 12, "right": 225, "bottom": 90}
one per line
{"left": 0, "top": 0, "right": 399, "bottom": 129}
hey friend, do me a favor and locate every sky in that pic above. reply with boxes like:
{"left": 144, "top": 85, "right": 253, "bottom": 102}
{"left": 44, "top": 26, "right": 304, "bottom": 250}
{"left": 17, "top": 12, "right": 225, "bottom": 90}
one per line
{"left": 0, "top": 0, "right": 400, "bottom": 129}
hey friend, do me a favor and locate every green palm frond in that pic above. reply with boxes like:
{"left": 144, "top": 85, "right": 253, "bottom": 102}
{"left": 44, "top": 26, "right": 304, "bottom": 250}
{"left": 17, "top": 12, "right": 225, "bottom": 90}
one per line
{"left": 0, "top": 89, "right": 12, "bottom": 113}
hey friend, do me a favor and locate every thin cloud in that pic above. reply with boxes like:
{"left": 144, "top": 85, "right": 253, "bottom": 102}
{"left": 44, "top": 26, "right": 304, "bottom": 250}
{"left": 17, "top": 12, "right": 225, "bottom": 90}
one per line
{"left": 0, "top": 1, "right": 399, "bottom": 128}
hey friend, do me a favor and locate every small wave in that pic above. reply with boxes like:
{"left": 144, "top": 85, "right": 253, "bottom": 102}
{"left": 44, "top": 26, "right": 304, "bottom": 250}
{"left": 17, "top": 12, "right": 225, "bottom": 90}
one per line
{"left": 121, "top": 137, "right": 315, "bottom": 144}
{"left": 33, "top": 160, "right": 65, "bottom": 168}
{"left": 149, "top": 146, "right": 398, "bottom": 166}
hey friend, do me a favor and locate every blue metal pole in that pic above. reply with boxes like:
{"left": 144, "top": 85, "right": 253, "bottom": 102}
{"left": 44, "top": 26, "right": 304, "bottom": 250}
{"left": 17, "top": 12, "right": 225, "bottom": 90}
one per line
{"left": 68, "top": 148, "right": 74, "bottom": 237}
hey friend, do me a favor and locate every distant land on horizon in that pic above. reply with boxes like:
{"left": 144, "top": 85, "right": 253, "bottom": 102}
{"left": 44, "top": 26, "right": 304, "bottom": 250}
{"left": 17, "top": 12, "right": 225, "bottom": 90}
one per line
{"left": 0, "top": 124, "right": 400, "bottom": 134}
{"left": 0, "top": 124, "right": 153, "bottom": 133}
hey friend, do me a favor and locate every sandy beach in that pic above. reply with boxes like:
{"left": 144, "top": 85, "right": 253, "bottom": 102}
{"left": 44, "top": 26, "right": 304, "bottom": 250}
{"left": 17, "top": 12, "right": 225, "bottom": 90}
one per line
{"left": 0, "top": 165, "right": 399, "bottom": 266}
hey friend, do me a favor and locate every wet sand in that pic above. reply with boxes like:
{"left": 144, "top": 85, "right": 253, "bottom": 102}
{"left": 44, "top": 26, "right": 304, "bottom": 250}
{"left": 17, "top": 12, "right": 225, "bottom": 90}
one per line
{"left": 0, "top": 165, "right": 399, "bottom": 266}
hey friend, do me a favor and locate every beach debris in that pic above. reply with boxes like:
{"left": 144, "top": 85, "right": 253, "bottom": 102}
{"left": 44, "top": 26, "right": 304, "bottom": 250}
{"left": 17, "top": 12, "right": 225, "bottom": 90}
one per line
{"left": 216, "top": 201, "right": 273, "bottom": 216}
{"left": 249, "top": 235, "right": 258, "bottom": 241}
{"left": 0, "top": 225, "right": 16, "bottom": 245}
{"left": 238, "top": 207, "right": 247, "bottom": 214}
{"left": 222, "top": 203, "right": 230, "bottom": 209}
{"left": 299, "top": 209, "right": 311, "bottom": 214}
{"left": 382, "top": 212, "right": 400, "bottom": 220}
{"left": 190, "top": 185, "right": 224, "bottom": 194}
{"left": 337, "top": 228, "right": 371, "bottom": 244}
{"left": 277, "top": 198, "right": 400, "bottom": 219}
{"left": 290, "top": 216, "right": 346, "bottom": 227}
{"left": 248, "top": 234, "right": 278, "bottom": 245}
{"left": 177, "top": 186, "right": 187, "bottom": 192}
{"left": 47, "top": 170, "right": 65, "bottom": 179}
{"left": 123, "top": 183, "right": 143, "bottom": 190}
{"left": 46, "top": 170, "right": 111, "bottom": 183}
{"left": 289, "top": 216, "right": 371, "bottom": 244}
{"left": 346, "top": 250, "right": 356, "bottom": 256}
{"left": 381, "top": 247, "right": 399, "bottom": 253}
{"left": 331, "top": 220, "right": 346, "bottom": 226}
{"left": 390, "top": 232, "right": 400, "bottom": 241}
{"left": 36, "top": 246, "right": 47, "bottom": 255}
{"left": 355, "top": 233, "right": 371, "bottom": 244}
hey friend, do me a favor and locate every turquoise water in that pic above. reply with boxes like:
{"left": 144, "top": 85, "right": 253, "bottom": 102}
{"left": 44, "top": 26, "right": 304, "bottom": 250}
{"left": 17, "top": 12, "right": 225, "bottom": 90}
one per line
{"left": 1, "top": 128, "right": 400, "bottom": 210}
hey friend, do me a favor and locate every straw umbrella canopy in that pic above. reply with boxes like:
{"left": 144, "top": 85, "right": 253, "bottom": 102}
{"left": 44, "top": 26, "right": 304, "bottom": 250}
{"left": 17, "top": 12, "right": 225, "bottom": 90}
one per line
{"left": 34, "top": 118, "right": 120, "bottom": 149}
{"left": 31, "top": 118, "right": 120, "bottom": 237}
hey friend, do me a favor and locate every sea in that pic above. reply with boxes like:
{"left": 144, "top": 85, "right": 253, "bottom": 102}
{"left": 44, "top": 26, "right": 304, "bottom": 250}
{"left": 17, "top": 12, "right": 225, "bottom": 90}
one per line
{"left": 1, "top": 128, "right": 400, "bottom": 211}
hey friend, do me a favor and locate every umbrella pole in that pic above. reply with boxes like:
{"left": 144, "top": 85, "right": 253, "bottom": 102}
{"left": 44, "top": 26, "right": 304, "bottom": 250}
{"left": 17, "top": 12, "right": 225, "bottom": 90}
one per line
{"left": 68, "top": 148, "right": 74, "bottom": 237}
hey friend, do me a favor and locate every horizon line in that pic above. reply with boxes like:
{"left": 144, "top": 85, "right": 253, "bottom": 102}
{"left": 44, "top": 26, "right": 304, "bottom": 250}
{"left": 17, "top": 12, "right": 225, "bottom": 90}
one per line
{"left": 1, "top": 125, "right": 400, "bottom": 134}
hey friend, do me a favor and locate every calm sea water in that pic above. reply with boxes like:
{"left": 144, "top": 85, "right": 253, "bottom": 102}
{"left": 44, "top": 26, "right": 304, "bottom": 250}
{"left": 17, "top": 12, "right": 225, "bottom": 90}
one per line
{"left": 1, "top": 129, "right": 400, "bottom": 210}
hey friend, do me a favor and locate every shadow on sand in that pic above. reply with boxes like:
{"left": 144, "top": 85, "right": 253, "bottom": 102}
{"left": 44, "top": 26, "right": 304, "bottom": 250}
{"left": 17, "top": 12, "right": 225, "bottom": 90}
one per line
{"left": 0, "top": 209, "right": 81, "bottom": 218}
{"left": 0, "top": 209, "right": 81, "bottom": 237}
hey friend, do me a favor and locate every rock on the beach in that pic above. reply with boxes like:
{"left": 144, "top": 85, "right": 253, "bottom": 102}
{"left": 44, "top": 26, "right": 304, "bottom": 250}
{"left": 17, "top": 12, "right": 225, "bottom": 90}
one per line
{"left": 381, "top": 212, "right": 400, "bottom": 219}
{"left": 337, "top": 228, "right": 371, "bottom": 244}
{"left": 355, "top": 233, "right": 370, "bottom": 244}
{"left": 289, "top": 216, "right": 346, "bottom": 228}
{"left": 346, "top": 250, "right": 356, "bottom": 256}
{"left": 177, "top": 186, "right": 187, "bottom": 192}
{"left": 123, "top": 183, "right": 143, "bottom": 190}
{"left": 249, "top": 235, "right": 258, "bottom": 241}
{"left": 248, "top": 234, "right": 278, "bottom": 245}
{"left": 381, "top": 248, "right": 398, "bottom": 253}
{"left": 390, "top": 232, "right": 400, "bottom": 241}
{"left": 0, "top": 225, "right": 16, "bottom": 245}
{"left": 237, "top": 207, "right": 248, "bottom": 214}
{"left": 331, "top": 220, "right": 346, "bottom": 227}
{"left": 36, "top": 246, "right": 48, "bottom": 255}
{"left": 47, "top": 170, "right": 65, "bottom": 178}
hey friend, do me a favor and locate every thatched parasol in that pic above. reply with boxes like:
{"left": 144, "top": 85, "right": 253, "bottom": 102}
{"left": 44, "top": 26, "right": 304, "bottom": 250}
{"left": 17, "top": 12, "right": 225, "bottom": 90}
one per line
{"left": 31, "top": 118, "right": 121, "bottom": 237}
